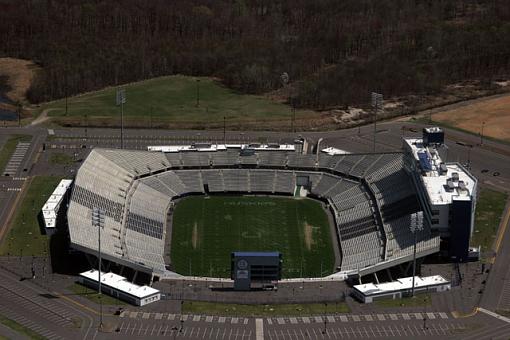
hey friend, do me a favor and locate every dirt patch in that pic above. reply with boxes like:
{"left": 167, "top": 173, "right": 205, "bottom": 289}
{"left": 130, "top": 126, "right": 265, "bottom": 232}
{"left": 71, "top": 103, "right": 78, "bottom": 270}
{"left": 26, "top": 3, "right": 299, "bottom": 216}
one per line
{"left": 304, "top": 222, "right": 314, "bottom": 251}
{"left": 192, "top": 222, "right": 199, "bottom": 249}
{"left": 432, "top": 94, "right": 510, "bottom": 142}
{"left": 0, "top": 58, "right": 40, "bottom": 103}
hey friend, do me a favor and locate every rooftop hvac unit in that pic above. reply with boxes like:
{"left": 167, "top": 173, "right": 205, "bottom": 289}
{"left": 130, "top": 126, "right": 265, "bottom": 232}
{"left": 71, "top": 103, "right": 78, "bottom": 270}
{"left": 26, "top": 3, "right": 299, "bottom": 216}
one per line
{"left": 452, "top": 172, "right": 459, "bottom": 182}
{"left": 439, "top": 163, "right": 448, "bottom": 175}
{"left": 446, "top": 179, "right": 455, "bottom": 192}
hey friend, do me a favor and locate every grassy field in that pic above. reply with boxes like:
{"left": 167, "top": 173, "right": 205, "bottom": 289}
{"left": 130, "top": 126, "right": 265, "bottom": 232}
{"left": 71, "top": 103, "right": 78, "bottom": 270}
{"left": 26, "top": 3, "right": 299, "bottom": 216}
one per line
{"left": 41, "top": 76, "right": 318, "bottom": 128}
{"left": 182, "top": 301, "right": 349, "bottom": 317}
{"left": 68, "top": 283, "right": 126, "bottom": 306}
{"left": 49, "top": 152, "right": 74, "bottom": 165}
{"left": 171, "top": 195, "right": 334, "bottom": 278}
{"left": 0, "top": 176, "right": 62, "bottom": 256}
{"left": 472, "top": 188, "right": 508, "bottom": 255}
{"left": 0, "top": 134, "right": 31, "bottom": 173}
{"left": 0, "top": 314, "right": 46, "bottom": 340}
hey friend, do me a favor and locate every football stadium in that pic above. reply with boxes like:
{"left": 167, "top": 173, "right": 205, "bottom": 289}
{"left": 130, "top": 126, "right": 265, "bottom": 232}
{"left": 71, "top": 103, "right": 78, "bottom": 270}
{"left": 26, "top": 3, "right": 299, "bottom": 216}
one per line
{"left": 66, "top": 127, "right": 477, "bottom": 285}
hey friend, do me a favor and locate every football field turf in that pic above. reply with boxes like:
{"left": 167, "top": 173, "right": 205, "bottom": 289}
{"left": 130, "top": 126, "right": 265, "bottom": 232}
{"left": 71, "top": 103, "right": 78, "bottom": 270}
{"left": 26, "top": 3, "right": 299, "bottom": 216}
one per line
{"left": 170, "top": 195, "right": 335, "bottom": 278}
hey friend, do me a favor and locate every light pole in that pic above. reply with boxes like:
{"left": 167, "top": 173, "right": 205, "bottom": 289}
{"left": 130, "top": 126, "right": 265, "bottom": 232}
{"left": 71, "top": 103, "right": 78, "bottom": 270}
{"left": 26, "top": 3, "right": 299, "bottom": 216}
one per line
{"left": 480, "top": 121, "right": 485, "bottom": 145}
{"left": 316, "top": 138, "right": 323, "bottom": 165}
{"left": 371, "top": 92, "right": 383, "bottom": 153}
{"left": 223, "top": 116, "right": 226, "bottom": 145}
{"left": 196, "top": 79, "right": 200, "bottom": 107}
{"left": 92, "top": 208, "right": 105, "bottom": 329}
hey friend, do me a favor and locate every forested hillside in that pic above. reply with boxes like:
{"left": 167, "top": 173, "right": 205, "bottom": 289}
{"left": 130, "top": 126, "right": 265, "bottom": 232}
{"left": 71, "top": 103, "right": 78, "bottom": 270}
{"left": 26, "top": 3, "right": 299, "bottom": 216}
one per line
{"left": 1, "top": 0, "right": 509, "bottom": 110}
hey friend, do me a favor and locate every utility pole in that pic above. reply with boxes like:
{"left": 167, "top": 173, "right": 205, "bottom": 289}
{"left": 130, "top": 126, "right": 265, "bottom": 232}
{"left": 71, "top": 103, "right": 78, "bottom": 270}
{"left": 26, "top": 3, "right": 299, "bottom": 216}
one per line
{"left": 116, "top": 88, "right": 126, "bottom": 149}
{"left": 371, "top": 92, "right": 383, "bottom": 153}
{"left": 92, "top": 208, "right": 105, "bottom": 329}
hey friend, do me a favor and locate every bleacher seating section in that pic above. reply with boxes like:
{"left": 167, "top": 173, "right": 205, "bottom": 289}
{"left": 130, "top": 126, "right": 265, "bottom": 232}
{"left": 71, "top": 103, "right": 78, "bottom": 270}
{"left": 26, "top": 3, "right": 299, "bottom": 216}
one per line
{"left": 68, "top": 149, "right": 439, "bottom": 278}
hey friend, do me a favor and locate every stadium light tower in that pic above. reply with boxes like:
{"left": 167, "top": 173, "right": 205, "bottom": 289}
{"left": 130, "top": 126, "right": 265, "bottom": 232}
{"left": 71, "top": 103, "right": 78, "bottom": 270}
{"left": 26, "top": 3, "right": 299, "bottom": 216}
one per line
{"left": 371, "top": 92, "right": 383, "bottom": 152}
{"left": 410, "top": 212, "right": 423, "bottom": 297}
{"left": 116, "top": 88, "right": 126, "bottom": 149}
{"left": 92, "top": 208, "right": 105, "bottom": 328}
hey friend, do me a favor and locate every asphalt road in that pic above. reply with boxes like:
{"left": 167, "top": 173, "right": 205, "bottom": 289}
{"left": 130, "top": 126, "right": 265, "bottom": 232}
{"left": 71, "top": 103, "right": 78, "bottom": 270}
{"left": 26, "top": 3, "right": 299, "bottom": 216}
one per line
{"left": 1, "top": 122, "right": 510, "bottom": 339}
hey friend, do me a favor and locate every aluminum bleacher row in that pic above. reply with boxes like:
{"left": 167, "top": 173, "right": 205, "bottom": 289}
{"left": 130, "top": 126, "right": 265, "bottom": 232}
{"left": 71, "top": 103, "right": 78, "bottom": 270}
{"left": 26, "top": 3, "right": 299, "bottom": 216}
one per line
{"left": 67, "top": 148, "right": 439, "bottom": 278}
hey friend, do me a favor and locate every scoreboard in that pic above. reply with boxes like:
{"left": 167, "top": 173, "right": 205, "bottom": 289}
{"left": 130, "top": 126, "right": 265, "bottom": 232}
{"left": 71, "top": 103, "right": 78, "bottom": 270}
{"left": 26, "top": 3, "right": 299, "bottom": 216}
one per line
{"left": 231, "top": 252, "right": 282, "bottom": 291}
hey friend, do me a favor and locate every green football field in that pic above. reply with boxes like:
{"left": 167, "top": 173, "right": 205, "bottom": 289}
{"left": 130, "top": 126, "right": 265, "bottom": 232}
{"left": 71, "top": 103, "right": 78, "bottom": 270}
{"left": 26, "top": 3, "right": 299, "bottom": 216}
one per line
{"left": 170, "top": 195, "right": 335, "bottom": 278}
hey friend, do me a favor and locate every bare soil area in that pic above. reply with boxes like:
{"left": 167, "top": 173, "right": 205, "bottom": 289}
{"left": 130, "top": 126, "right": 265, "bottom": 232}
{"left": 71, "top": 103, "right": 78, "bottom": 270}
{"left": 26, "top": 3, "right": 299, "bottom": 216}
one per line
{"left": 304, "top": 222, "right": 314, "bottom": 251}
{"left": 433, "top": 94, "right": 510, "bottom": 142}
{"left": 0, "top": 58, "right": 40, "bottom": 103}
{"left": 192, "top": 222, "right": 199, "bottom": 249}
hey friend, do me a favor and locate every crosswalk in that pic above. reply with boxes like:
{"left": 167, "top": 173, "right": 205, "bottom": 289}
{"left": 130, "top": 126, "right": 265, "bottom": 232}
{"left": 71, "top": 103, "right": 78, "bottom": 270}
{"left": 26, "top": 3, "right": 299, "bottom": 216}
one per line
{"left": 3, "top": 142, "right": 30, "bottom": 176}
{"left": 120, "top": 310, "right": 450, "bottom": 325}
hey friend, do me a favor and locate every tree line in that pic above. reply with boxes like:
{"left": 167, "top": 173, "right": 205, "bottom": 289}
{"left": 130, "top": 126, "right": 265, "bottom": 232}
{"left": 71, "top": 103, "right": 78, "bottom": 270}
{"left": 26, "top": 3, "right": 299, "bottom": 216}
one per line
{"left": 0, "top": 0, "right": 509, "bottom": 109}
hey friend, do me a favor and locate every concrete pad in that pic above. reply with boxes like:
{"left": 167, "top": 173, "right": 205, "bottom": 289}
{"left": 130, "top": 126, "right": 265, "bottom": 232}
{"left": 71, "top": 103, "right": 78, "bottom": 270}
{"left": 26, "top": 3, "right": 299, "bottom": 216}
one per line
{"left": 290, "top": 317, "right": 297, "bottom": 324}
{"left": 142, "top": 313, "right": 150, "bottom": 319}
{"left": 129, "top": 312, "right": 138, "bottom": 318}
{"left": 277, "top": 318, "right": 285, "bottom": 325}
{"left": 426, "top": 312, "right": 436, "bottom": 320}
{"left": 339, "top": 316, "right": 348, "bottom": 322}
{"left": 327, "top": 316, "right": 335, "bottom": 323}
{"left": 302, "top": 317, "right": 310, "bottom": 324}
{"left": 155, "top": 313, "right": 163, "bottom": 320}
{"left": 377, "top": 314, "right": 385, "bottom": 321}
{"left": 206, "top": 316, "right": 213, "bottom": 322}
{"left": 231, "top": 317, "right": 238, "bottom": 324}
{"left": 352, "top": 315, "right": 360, "bottom": 322}
{"left": 439, "top": 312, "right": 448, "bottom": 319}
{"left": 167, "top": 314, "right": 175, "bottom": 320}
{"left": 364, "top": 315, "right": 373, "bottom": 321}
{"left": 389, "top": 314, "right": 398, "bottom": 320}
{"left": 402, "top": 313, "right": 410, "bottom": 320}
{"left": 218, "top": 317, "right": 226, "bottom": 323}
{"left": 193, "top": 315, "right": 200, "bottom": 322}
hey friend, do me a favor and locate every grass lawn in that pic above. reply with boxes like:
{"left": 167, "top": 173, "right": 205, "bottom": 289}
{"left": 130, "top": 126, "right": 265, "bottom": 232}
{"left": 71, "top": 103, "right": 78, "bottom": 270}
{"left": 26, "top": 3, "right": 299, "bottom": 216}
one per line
{"left": 68, "top": 283, "right": 126, "bottom": 306}
{"left": 0, "top": 176, "right": 62, "bottom": 256}
{"left": 182, "top": 301, "right": 349, "bottom": 317}
{"left": 0, "top": 314, "right": 46, "bottom": 340}
{"left": 375, "top": 294, "right": 431, "bottom": 308}
{"left": 42, "top": 76, "right": 317, "bottom": 127}
{"left": 171, "top": 195, "right": 334, "bottom": 278}
{"left": 0, "top": 134, "right": 31, "bottom": 173}
{"left": 472, "top": 188, "right": 508, "bottom": 255}
{"left": 49, "top": 152, "right": 74, "bottom": 165}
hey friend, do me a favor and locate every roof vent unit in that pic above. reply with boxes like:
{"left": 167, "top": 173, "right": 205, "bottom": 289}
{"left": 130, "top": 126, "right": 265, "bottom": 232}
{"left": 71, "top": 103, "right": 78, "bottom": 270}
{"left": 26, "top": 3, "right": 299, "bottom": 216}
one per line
{"left": 423, "top": 127, "right": 444, "bottom": 146}
{"left": 439, "top": 163, "right": 448, "bottom": 175}
{"left": 446, "top": 179, "right": 455, "bottom": 192}
{"left": 452, "top": 172, "right": 459, "bottom": 182}
{"left": 458, "top": 181, "right": 466, "bottom": 190}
